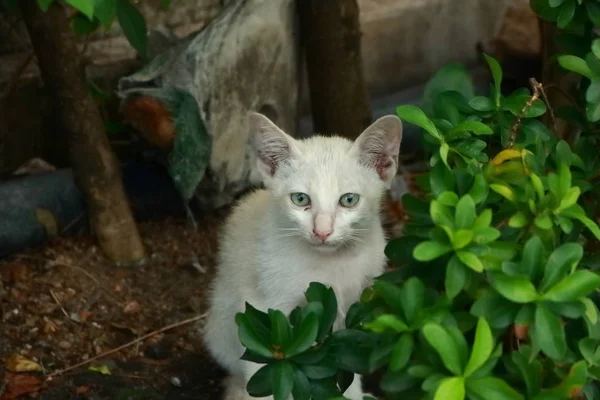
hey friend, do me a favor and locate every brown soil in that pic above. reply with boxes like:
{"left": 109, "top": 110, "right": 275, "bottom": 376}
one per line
{"left": 0, "top": 214, "right": 228, "bottom": 400}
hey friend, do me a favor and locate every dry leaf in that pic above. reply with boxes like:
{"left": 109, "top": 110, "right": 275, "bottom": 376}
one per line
{"left": 1, "top": 373, "right": 43, "bottom": 399}
{"left": 4, "top": 355, "right": 42, "bottom": 373}
{"left": 75, "top": 385, "right": 91, "bottom": 394}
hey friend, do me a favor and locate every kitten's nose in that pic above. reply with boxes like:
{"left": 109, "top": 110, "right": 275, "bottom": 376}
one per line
{"left": 312, "top": 228, "right": 332, "bottom": 242}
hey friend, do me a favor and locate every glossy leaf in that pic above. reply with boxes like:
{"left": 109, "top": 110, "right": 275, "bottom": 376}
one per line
{"left": 235, "top": 313, "right": 273, "bottom": 358}
{"left": 65, "top": 0, "right": 94, "bottom": 19}
{"left": 558, "top": 55, "right": 595, "bottom": 79}
{"left": 466, "top": 376, "right": 524, "bottom": 400}
{"left": 285, "top": 313, "right": 319, "bottom": 357}
{"left": 488, "top": 272, "right": 538, "bottom": 303}
{"left": 399, "top": 277, "right": 425, "bottom": 324}
{"left": 542, "top": 270, "right": 600, "bottom": 302}
{"left": 389, "top": 333, "right": 414, "bottom": 372}
{"left": 540, "top": 242, "right": 584, "bottom": 292}
{"left": 520, "top": 236, "right": 544, "bottom": 281}
{"left": 363, "top": 314, "right": 409, "bottom": 333}
{"left": 396, "top": 105, "right": 442, "bottom": 140}
{"left": 95, "top": 0, "right": 116, "bottom": 28}
{"left": 455, "top": 195, "right": 476, "bottom": 229}
{"left": 464, "top": 318, "right": 494, "bottom": 377}
{"left": 434, "top": 377, "right": 465, "bottom": 400}
{"left": 271, "top": 361, "right": 295, "bottom": 400}
{"left": 446, "top": 255, "right": 467, "bottom": 299}
{"left": 413, "top": 240, "right": 452, "bottom": 261}
{"left": 483, "top": 54, "right": 503, "bottom": 105}
{"left": 448, "top": 120, "right": 493, "bottom": 136}
{"left": 116, "top": 0, "right": 148, "bottom": 58}
{"left": 422, "top": 323, "right": 464, "bottom": 375}
{"left": 533, "top": 303, "right": 567, "bottom": 360}
{"left": 269, "top": 309, "right": 291, "bottom": 350}
{"left": 457, "top": 250, "right": 484, "bottom": 272}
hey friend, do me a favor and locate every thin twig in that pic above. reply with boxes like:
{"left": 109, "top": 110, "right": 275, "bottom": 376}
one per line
{"left": 49, "top": 289, "right": 70, "bottom": 320}
{"left": 45, "top": 313, "right": 208, "bottom": 380}
{"left": 507, "top": 78, "right": 553, "bottom": 148}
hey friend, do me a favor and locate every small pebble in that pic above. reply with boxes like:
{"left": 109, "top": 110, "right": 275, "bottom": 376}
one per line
{"left": 58, "top": 341, "right": 71, "bottom": 349}
{"left": 170, "top": 376, "right": 182, "bottom": 387}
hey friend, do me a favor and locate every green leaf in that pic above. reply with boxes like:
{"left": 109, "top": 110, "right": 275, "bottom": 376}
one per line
{"left": 469, "top": 96, "right": 495, "bottom": 112}
{"left": 549, "top": 0, "right": 566, "bottom": 8}
{"left": 434, "top": 377, "right": 465, "bottom": 400}
{"left": 464, "top": 318, "right": 494, "bottom": 377}
{"left": 509, "top": 212, "right": 528, "bottom": 228}
{"left": 446, "top": 255, "right": 467, "bottom": 300}
{"left": 490, "top": 184, "right": 516, "bottom": 202}
{"left": 400, "top": 277, "right": 425, "bottom": 324}
{"left": 557, "top": 0, "right": 575, "bottom": 28}
{"left": 271, "top": 361, "right": 294, "bottom": 400}
{"left": 457, "top": 250, "right": 484, "bottom": 272}
{"left": 558, "top": 55, "right": 595, "bottom": 79}
{"left": 269, "top": 310, "right": 291, "bottom": 350}
{"left": 36, "top": 0, "right": 55, "bottom": 11}
{"left": 363, "top": 314, "right": 409, "bottom": 333}
{"left": 389, "top": 333, "right": 414, "bottom": 372}
{"left": 503, "top": 95, "right": 547, "bottom": 118}
{"left": 483, "top": 54, "right": 503, "bottom": 106}
{"left": 235, "top": 313, "right": 273, "bottom": 359}
{"left": 473, "top": 227, "right": 500, "bottom": 244}
{"left": 438, "top": 191, "right": 460, "bottom": 206}
{"left": 448, "top": 120, "right": 493, "bottom": 136}
{"left": 587, "top": 101, "right": 600, "bottom": 122}
{"left": 373, "top": 280, "right": 405, "bottom": 315}
{"left": 511, "top": 348, "right": 542, "bottom": 397}
{"left": 285, "top": 313, "right": 318, "bottom": 357}
{"left": 542, "top": 270, "right": 600, "bottom": 302}
{"left": 414, "top": 241, "right": 452, "bottom": 262}
{"left": 466, "top": 376, "right": 524, "bottom": 400}
{"left": 468, "top": 174, "right": 488, "bottom": 204}
{"left": 71, "top": 14, "right": 100, "bottom": 34}
{"left": 247, "top": 364, "right": 274, "bottom": 397}
{"left": 521, "top": 236, "right": 544, "bottom": 281}
{"left": 422, "top": 323, "right": 464, "bottom": 375}
{"left": 534, "top": 214, "right": 553, "bottom": 230}
{"left": 440, "top": 143, "right": 450, "bottom": 168}
{"left": 533, "top": 303, "right": 567, "bottom": 360}
{"left": 455, "top": 195, "right": 476, "bottom": 229}
{"left": 95, "top": 0, "right": 116, "bottom": 28}
{"left": 291, "top": 369, "right": 311, "bottom": 400}
{"left": 396, "top": 105, "right": 442, "bottom": 140}
{"left": 116, "top": 0, "right": 148, "bottom": 58}
{"left": 562, "top": 204, "right": 600, "bottom": 239}
{"left": 540, "top": 243, "right": 584, "bottom": 292}
{"left": 489, "top": 272, "right": 539, "bottom": 303}
{"left": 65, "top": 0, "right": 95, "bottom": 19}
{"left": 305, "top": 283, "right": 337, "bottom": 342}
{"left": 593, "top": 39, "right": 600, "bottom": 59}
{"left": 558, "top": 186, "right": 580, "bottom": 211}
{"left": 473, "top": 209, "right": 492, "bottom": 230}
{"left": 587, "top": 79, "right": 600, "bottom": 104}
{"left": 158, "top": 90, "right": 212, "bottom": 202}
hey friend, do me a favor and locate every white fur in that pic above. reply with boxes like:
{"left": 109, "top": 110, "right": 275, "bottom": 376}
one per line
{"left": 203, "top": 113, "right": 402, "bottom": 400}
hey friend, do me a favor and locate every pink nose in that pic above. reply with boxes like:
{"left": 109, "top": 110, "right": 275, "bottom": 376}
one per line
{"left": 313, "top": 229, "right": 332, "bottom": 242}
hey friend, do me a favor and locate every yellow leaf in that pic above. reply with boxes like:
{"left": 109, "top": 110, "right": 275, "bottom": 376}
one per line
{"left": 491, "top": 149, "right": 523, "bottom": 166}
{"left": 5, "top": 354, "right": 42, "bottom": 373}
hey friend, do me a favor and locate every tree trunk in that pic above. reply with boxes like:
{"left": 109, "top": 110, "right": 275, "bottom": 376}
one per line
{"left": 297, "top": 0, "right": 372, "bottom": 139}
{"left": 20, "top": 1, "right": 146, "bottom": 264}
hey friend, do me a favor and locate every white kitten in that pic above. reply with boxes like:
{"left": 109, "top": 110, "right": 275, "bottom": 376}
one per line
{"left": 203, "top": 112, "right": 403, "bottom": 400}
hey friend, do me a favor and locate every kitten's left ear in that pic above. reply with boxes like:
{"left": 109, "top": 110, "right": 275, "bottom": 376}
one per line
{"left": 351, "top": 115, "right": 403, "bottom": 186}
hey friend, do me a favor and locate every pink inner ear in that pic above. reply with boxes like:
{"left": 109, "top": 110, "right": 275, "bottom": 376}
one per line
{"left": 373, "top": 153, "right": 397, "bottom": 181}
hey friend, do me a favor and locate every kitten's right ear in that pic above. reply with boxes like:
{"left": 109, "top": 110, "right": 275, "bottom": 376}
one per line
{"left": 248, "top": 112, "right": 299, "bottom": 179}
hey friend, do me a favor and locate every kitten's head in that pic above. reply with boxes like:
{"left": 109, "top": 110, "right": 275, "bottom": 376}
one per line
{"left": 248, "top": 112, "right": 402, "bottom": 251}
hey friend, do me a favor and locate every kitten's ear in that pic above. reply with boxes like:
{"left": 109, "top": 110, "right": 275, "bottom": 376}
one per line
{"left": 248, "top": 112, "right": 299, "bottom": 179}
{"left": 351, "top": 115, "right": 403, "bottom": 186}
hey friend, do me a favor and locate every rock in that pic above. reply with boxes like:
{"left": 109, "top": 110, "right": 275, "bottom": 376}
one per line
{"left": 58, "top": 340, "right": 72, "bottom": 349}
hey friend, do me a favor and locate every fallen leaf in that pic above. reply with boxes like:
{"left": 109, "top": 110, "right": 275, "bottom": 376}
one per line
{"left": 35, "top": 208, "right": 58, "bottom": 238}
{"left": 76, "top": 385, "right": 91, "bottom": 394}
{"left": 5, "top": 355, "right": 42, "bottom": 373}
{"left": 88, "top": 364, "right": 111, "bottom": 375}
{"left": 2, "top": 373, "right": 43, "bottom": 399}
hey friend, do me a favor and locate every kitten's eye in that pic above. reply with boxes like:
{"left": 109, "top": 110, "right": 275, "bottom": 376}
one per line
{"left": 339, "top": 193, "right": 360, "bottom": 208}
{"left": 290, "top": 192, "right": 311, "bottom": 207}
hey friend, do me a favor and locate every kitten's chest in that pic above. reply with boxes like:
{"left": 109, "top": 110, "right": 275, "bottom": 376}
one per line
{"left": 257, "top": 245, "right": 383, "bottom": 317}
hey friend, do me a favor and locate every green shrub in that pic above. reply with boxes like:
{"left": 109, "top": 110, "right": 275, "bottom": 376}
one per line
{"left": 235, "top": 1, "right": 600, "bottom": 399}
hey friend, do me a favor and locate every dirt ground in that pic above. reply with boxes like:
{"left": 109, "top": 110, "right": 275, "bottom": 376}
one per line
{"left": 0, "top": 213, "right": 229, "bottom": 400}
{"left": 0, "top": 195, "right": 406, "bottom": 400}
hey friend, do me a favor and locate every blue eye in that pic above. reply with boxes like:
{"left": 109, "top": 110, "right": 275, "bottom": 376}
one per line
{"left": 291, "top": 192, "right": 311, "bottom": 207}
{"left": 339, "top": 193, "right": 360, "bottom": 208}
